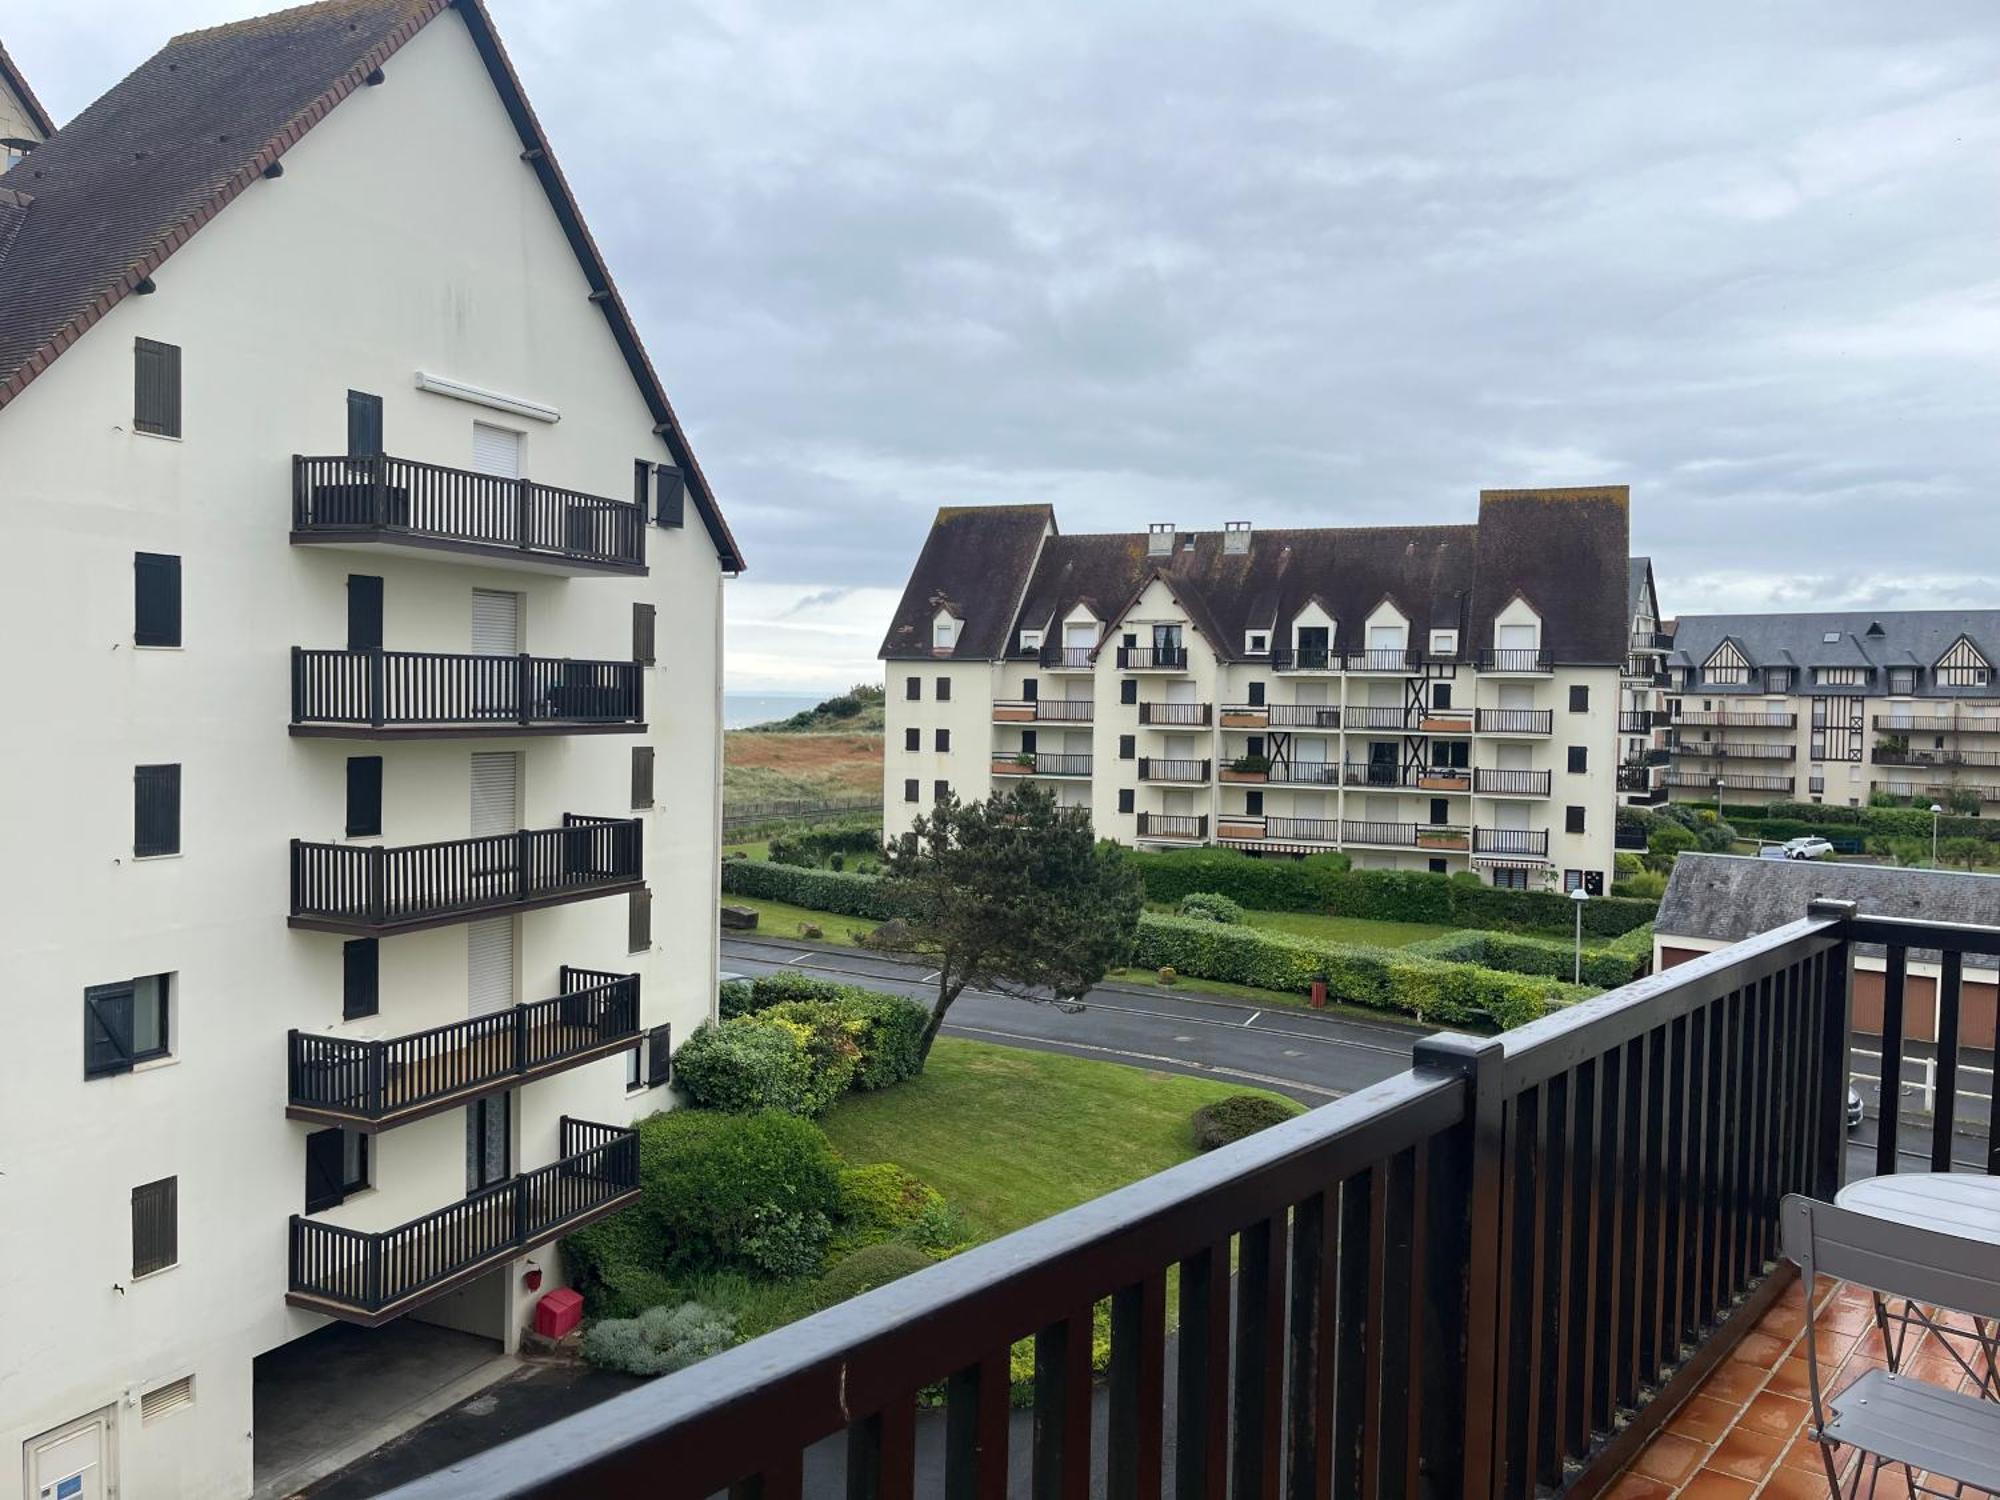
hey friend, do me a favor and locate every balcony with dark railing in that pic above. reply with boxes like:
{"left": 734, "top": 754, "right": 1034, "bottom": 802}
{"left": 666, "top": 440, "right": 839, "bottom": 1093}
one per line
{"left": 1137, "top": 700, "right": 1212, "bottom": 726}
{"left": 1872, "top": 745, "right": 2000, "bottom": 769}
{"left": 287, "top": 968, "right": 641, "bottom": 1130}
{"left": 992, "top": 699, "right": 1094, "bottom": 723}
{"left": 1474, "top": 707, "right": 1554, "bottom": 735}
{"left": 1629, "top": 628, "right": 1673, "bottom": 652}
{"left": 1618, "top": 709, "right": 1666, "bottom": 733}
{"left": 1269, "top": 644, "right": 1336, "bottom": 672}
{"left": 1115, "top": 645, "right": 1188, "bottom": 671}
{"left": 291, "top": 454, "right": 647, "bottom": 575}
{"left": 1134, "top": 811, "right": 1206, "bottom": 841}
{"left": 1137, "top": 757, "right": 1211, "bottom": 784}
{"left": 1037, "top": 644, "right": 1096, "bottom": 671}
{"left": 1342, "top": 761, "right": 1474, "bottom": 792}
{"left": 1671, "top": 740, "right": 1796, "bottom": 761}
{"left": 1472, "top": 826, "right": 1550, "bottom": 857}
{"left": 1873, "top": 713, "right": 2000, "bottom": 734}
{"left": 1342, "top": 819, "right": 1472, "bottom": 851}
{"left": 1474, "top": 647, "right": 1553, "bottom": 673}
{"left": 1265, "top": 702, "right": 1342, "bottom": 729}
{"left": 1343, "top": 704, "right": 1408, "bottom": 731}
{"left": 379, "top": 901, "right": 2000, "bottom": 1500}
{"left": 1216, "top": 813, "right": 1339, "bottom": 846}
{"left": 289, "top": 1116, "right": 638, "bottom": 1326}
{"left": 1473, "top": 767, "right": 1552, "bottom": 796}
{"left": 1675, "top": 709, "right": 1798, "bottom": 728}
{"left": 989, "top": 752, "right": 1092, "bottom": 779}
{"left": 1264, "top": 759, "right": 1340, "bottom": 786}
{"left": 289, "top": 815, "right": 643, "bottom": 936}
{"left": 1345, "top": 646, "right": 1421, "bottom": 673}
{"left": 1664, "top": 769, "right": 1795, "bottom": 793}
{"left": 290, "top": 648, "right": 644, "bottom": 737}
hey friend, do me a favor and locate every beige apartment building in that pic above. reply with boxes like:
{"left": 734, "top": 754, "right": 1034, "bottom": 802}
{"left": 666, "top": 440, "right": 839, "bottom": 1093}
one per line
{"left": 1663, "top": 612, "right": 2000, "bottom": 812}
{"left": 0, "top": 37, "right": 52, "bottom": 170}
{"left": 0, "top": 4, "right": 738, "bottom": 1497}
{"left": 880, "top": 489, "right": 1632, "bottom": 894}
{"left": 1618, "top": 556, "right": 1672, "bottom": 807}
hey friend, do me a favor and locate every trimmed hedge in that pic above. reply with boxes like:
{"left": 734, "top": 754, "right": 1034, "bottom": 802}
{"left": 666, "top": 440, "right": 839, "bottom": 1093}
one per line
{"left": 1190, "top": 1094, "right": 1303, "bottom": 1151}
{"left": 768, "top": 823, "right": 884, "bottom": 868}
{"left": 723, "top": 853, "right": 1658, "bottom": 940}
{"left": 1178, "top": 891, "right": 1246, "bottom": 924}
{"left": 1727, "top": 801, "right": 1996, "bottom": 842}
{"left": 730, "top": 971, "right": 928, "bottom": 1090}
{"left": 1132, "top": 915, "right": 1589, "bottom": 1029}
{"left": 1403, "top": 930, "right": 1643, "bottom": 988}
{"left": 1122, "top": 850, "right": 1657, "bottom": 937}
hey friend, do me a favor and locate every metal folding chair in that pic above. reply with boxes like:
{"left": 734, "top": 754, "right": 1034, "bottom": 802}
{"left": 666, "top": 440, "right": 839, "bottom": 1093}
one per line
{"left": 1781, "top": 1193, "right": 2000, "bottom": 1499}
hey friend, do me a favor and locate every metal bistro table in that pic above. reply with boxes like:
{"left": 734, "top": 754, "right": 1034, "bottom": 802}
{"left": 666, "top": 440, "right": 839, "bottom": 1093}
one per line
{"left": 1835, "top": 1171, "right": 2000, "bottom": 1397}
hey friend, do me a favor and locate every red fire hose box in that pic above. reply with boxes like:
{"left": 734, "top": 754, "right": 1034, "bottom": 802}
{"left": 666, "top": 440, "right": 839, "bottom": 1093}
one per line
{"left": 535, "top": 1288, "right": 585, "bottom": 1340}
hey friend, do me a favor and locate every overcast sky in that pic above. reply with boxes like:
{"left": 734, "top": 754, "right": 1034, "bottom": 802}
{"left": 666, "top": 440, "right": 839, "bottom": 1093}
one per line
{"left": 15, "top": 2, "right": 2000, "bottom": 693}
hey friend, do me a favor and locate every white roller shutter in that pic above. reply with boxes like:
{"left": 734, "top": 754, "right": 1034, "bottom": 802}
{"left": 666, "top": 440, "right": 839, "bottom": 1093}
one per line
{"left": 471, "top": 590, "right": 521, "bottom": 655}
{"left": 470, "top": 751, "right": 519, "bottom": 835}
{"left": 472, "top": 421, "right": 522, "bottom": 478}
{"left": 467, "top": 917, "right": 516, "bottom": 1017}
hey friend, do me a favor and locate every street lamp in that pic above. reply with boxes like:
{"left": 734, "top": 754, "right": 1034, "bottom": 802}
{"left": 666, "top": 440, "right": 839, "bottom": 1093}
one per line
{"left": 1931, "top": 803, "right": 1944, "bottom": 865}
{"left": 1570, "top": 885, "right": 1590, "bottom": 983}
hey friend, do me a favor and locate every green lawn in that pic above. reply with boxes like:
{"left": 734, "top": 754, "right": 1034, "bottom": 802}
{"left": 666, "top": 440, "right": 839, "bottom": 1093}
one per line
{"left": 721, "top": 837, "right": 771, "bottom": 861}
{"left": 1226, "top": 908, "right": 1455, "bottom": 947}
{"left": 821, "top": 1038, "right": 1296, "bottom": 1241}
{"left": 724, "top": 893, "right": 880, "bottom": 946}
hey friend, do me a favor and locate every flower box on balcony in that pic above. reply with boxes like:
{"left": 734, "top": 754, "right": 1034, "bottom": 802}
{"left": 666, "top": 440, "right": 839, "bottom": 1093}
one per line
{"left": 991, "top": 757, "right": 1033, "bottom": 776}
{"left": 1417, "top": 829, "right": 1471, "bottom": 850}
{"left": 1219, "top": 709, "right": 1268, "bottom": 729}
{"left": 992, "top": 703, "right": 1036, "bottom": 723}
{"left": 1418, "top": 715, "right": 1472, "bottom": 735}
{"left": 1416, "top": 771, "right": 1471, "bottom": 791}
{"left": 1216, "top": 819, "right": 1265, "bottom": 841}
{"left": 1219, "top": 767, "right": 1267, "bottom": 784}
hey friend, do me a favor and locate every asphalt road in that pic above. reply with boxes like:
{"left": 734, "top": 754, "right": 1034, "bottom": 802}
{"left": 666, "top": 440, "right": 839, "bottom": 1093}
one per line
{"left": 720, "top": 934, "right": 1424, "bottom": 1104}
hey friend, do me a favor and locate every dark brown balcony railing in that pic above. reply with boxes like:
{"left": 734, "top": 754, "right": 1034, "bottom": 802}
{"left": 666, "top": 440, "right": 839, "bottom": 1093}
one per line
{"left": 1265, "top": 703, "right": 1342, "bottom": 729}
{"left": 1137, "top": 757, "right": 1211, "bottom": 783}
{"left": 291, "top": 648, "right": 643, "bottom": 734}
{"left": 1475, "top": 708, "right": 1554, "bottom": 735}
{"left": 1672, "top": 740, "right": 1796, "bottom": 761}
{"left": 1135, "top": 812, "right": 1206, "bottom": 840}
{"left": 992, "top": 752, "right": 1092, "bottom": 778}
{"left": 1344, "top": 705, "right": 1409, "bottom": 730}
{"left": 289, "top": 815, "right": 642, "bottom": 935}
{"left": 1472, "top": 826, "right": 1550, "bottom": 856}
{"left": 1474, "top": 767, "right": 1552, "bottom": 796}
{"left": 1266, "top": 760, "right": 1340, "bottom": 785}
{"left": 1340, "top": 761, "right": 1474, "bottom": 791}
{"left": 1115, "top": 645, "right": 1188, "bottom": 670}
{"left": 1475, "top": 647, "right": 1553, "bottom": 673}
{"left": 292, "top": 454, "right": 646, "bottom": 571}
{"left": 289, "top": 1116, "right": 638, "bottom": 1325}
{"left": 1137, "top": 701, "right": 1211, "bottom": 726}
{"left": 1873, "top": 746, "right": 2000, "bottom": 769}
{"left": 1675, "top": 710, "right": 1797, "bottom": 728}
{"left": 1340, "top": 819, "right": 1472, "bottom": 849}
{"left": 1629, "top": 629, "right": 1673, "bottom": 651}
{"left": 1618, "top": 710, "right": 1665, "bottom": 733}
{"left": 384, "top": 901, "right": 1966, "bottom": 1500}
{"left": 1664, "top": 770, "right": 1794, "bottom": 792}
{"left": 287, "top": 968, "right": 640, "bottom": 1129}
{"left": 1038, "top": 644, "right": 1096, "bottom": 669}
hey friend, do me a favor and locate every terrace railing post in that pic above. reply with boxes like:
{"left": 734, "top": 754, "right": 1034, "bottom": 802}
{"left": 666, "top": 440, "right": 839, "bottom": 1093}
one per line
{"left": 516, "top": 828, "right": 532, "bottom": 903}
{"left": 1411, "top": 1031, "right": 1507, "bottom": 1500}
{"left": 290, "top": 646, "right": 304, "bottom": 724}
{"left": 366, "top": 1235, "right": 383, "bottom": 1312}
{"left": 513, "top": 1002, "right": 530, "bottom": 1074}
{"left": 289, "top": 838, "right": 302, "bottom": 915}
{"left": 516, "top": 477, "right": 531, "bottom": 552}
{"left": 372, "top": 454, "right": 389, "bottom": 528}
{"left": 516, "top": 652, "right": 532, "bottom": 726}
{"left": 368, "top": 647, "right": 386, "bottom": 727}
{"left": 368, "top": 843, "right": 386, "bottom": 925}
{"left": 1805, "top": 899, "right": 1857, "bottom": 1197}
{"left": 367, "top": 1042, "right": 386, "bottom": 1116}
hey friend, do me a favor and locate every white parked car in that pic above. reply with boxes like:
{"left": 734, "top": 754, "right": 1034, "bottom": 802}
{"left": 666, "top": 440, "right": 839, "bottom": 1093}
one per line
{"left": 1783, "top": 836, "right": 1835, "bottom": 860}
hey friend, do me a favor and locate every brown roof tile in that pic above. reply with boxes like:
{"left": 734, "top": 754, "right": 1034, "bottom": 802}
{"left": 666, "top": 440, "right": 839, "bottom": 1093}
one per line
{"left": 879, "top": 505, "right": 1053, "bottom": 660}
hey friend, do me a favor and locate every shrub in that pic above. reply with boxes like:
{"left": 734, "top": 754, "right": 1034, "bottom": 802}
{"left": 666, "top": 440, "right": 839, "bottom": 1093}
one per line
{"left": 730, "top": 973, "right": 929, "bottom": 1091}
{"left": 1157, "top": 965, "right": 1177, "bottom": 985}
{"left": 1611, "top": 869, "right": 1667, "bottom": 899}
{"left": 813, "top": 1242, "right": 935, "bottom": 1309}
{"left": 837, "top": 1162, "right": 944, "bottom": 1236}
{"left": 1647, "top": 822, "right": 1696, "bottom": 862}
{"left": 1189, "top": 1093, "right": 1303, "bottom": 1151}
{"left": 673, "top": 1019, "right": 820, "bottom": 1116}
{"left": 1404, "top": 930, "right": 1642, "bottom": 988}
{"left": 1178, "top": 891, "right": 1246, "bottom": 924}
{"left": 563, "top": 1111, "right": 842, "bottom": 1298}
{"left": 1613, "top": 851, "right": 1643, "bottom": 879}
{"left": 717, "top": 978, "right": 755, "bottom": 1019}
{"left": 581, "top": 1301, "right": 737, "bottom": 1376}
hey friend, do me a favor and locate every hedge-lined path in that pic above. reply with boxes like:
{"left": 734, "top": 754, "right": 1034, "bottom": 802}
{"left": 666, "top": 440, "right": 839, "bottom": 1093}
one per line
{"left": 720, "top": 933, "right": 1422, "bottom": 1104}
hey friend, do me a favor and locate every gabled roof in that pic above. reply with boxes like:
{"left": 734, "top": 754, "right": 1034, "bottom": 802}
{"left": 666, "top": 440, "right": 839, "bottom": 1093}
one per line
{"left": 0, "top": 0, "right": 743, "bottom": 571}
{"left": 1669, "top": 611, "right": 2000, "bottom": 697}
{"left": 1628, "top": 555, "right": 1659, "bottom": 625}
{"left": 0, "top": 38, "right": 55, "bottom": 138}
{"left": 881, "top": 486, "right": 1631, "bottom": 666}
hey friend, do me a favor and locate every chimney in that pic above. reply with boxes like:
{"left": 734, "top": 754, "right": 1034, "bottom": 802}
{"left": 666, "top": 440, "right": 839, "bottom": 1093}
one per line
{"left": 1223, "top": 520, "right": 1251, "bottom": 555}
{"left": 1147, "top": 523, "right": 1175, "bottom": 557}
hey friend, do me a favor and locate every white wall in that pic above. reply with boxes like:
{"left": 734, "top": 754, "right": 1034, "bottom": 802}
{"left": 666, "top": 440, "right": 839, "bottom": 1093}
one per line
{"left": 0, "top": 13, "right": 722, "bottom": 1498}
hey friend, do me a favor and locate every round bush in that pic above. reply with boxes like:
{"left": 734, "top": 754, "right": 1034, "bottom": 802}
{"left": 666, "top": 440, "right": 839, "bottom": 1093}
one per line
{"left": 838, "top": 1163, "right": 943, "bottom": 1237}
{"left": 672, "top": 1019, "right": 817, "bottom": 1115}
{"left": 1157, "top": 965, "right": 1177, "bottom": 985}
{"left": 1178, "top": 891, "right": 1246, "bottom": 924}
{"left": 1189, "top": 1094, "right": 1303, "bottom": 1152}
{"left": 581, "top": 1300, "right": 736, "bottom": 1376}
{"left": 813, "top": 1243, "right": 934, "bottom": 1309}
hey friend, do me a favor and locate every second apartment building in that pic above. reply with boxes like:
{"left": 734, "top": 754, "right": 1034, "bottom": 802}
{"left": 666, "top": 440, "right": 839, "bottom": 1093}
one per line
{"left": 881, "top": 488, "right": 1630, "bottom": 894}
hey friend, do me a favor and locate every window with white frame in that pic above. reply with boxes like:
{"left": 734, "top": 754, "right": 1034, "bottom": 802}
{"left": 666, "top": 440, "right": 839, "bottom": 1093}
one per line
{"left": 1815, "top": 667, "right": 1864, "bottom": 687}
{"left": 1245, "top": 631, "right": 1269, "bottom": 654}
{"left": 932, "top": 613, "right": 960, "bottom": 650}
{"left": 1888, "top": 668, "right": 1916, "bottom": 695}
{"left": 1020, "top": 629, "right": 1043, "bottom": 653}
{"left": 1429, "top": 629, "right": 1458, "bottom": 657}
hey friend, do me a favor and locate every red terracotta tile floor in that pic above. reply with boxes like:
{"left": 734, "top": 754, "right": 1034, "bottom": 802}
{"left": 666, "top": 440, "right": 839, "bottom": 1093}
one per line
{"left": 1605, "top": 1275, "right": 1998, "bottom": 1498}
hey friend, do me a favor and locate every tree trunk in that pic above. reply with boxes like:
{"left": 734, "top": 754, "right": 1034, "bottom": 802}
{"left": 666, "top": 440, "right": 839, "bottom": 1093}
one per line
{"left": 916, "top": 973, "right": 964, "bottom": 1066}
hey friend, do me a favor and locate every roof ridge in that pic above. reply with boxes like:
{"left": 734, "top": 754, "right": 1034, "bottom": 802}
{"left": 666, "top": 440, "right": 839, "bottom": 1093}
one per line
{"left": 167, "top": 0, "right": 417, "bottom": 45}
{"left": 0, "top": 38, "right": 56, "bottom": 137}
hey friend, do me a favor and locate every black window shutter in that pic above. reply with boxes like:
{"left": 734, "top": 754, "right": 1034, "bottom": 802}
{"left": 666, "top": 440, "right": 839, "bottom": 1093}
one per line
{"left": 342, "top": 939, "right": 379, "bottom": 1020}
{"left": 936, "top": 677, "right": 951, "bottom": 702}
{"left": 633, "top": 459, "right": 652, "bottom": 513}
{"left": 304, "top": 1128, "right": 345, "bottom": 1214}
{"left": 933, "top": 780, "right": 949, "bottom": 802}
{"left": 346, "top": 390, "right": 383, "bottom": 459}
{"left": 654, "top": 463, "right": 686, "bottom": 529}
{"left": 645, "top": 1024, "right": 673, "bottom": 1086}
{"left": 905, "top": 677, "right": 921, "bottom": 701}
{"left": 631, "top": 746, "right": 655, "bottom": 809}
{"left": 1021, "top": 730, "right": 1036, "bottom": 753}
{"left": 134, "top": 764, "right": 181, "bottom": 857}
{"left": 1120, "top": 680, "right": 1138, "bottom": 705}
{"left": 1119, "top": 734, "right": 1135, "bottom": 760}
{"left": 347, "top": 575, "right": 384, "bottom": 653}
{"left": 935, "top": 728, "right": 949, "bottom": 752}
{"left": 903, "top": 779, "right": 919, "bottom": 802}
{"left": 345, "top": 755, "right": 383, "bottom": 837}
{"left": 633, "top": 603, "right": 657, "bottom": 666}
{"left": 1246, "top": 790, "right": 1263, "bottom": 815}
{"left": 1566, "top": 805, "right": 1586, "bottom": 834}
{"left": 1569, "top": 685, "right": 1589, "bottom": 712}
{"left": 903, "top": 727, "right": 918, "bottom": 751}
{"left": 131, "top": 1177, "right": 178, "bottom": 1276}
{"left": 628, "top": 888, "right": 652, "bottom": 954}
{"left": 134, "top": 553, "right": 182, "bottom": 647}
{"left": 84, "top": 983, "right": 136, "bottom": 1079}
{"left": 1118, "top": 788, "right": 1134, "bottom": 813}
{"left": 134, "top": 338, "right": 182, "bottom": 437}
{"left": 1022, "top": 679, "right": 1038, "bottom": 702}
{"left": 1567, "top": 746, "right": 1587, "bottom": 774}
{"left": 1248, "top": 681, "right": 1265, "bottom": 707}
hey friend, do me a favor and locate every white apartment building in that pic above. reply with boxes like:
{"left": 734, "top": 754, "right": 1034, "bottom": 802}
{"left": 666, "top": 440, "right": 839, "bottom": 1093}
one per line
{"left": 1663, "top": 612, "right": 2000, "bottom": 813}
{"left": 880, "top": 490, "right": 1630, "bottom": 893}
{"left": 1618, "top": 556, "right": 1671, "bottom": 807}
{"left": 0, "top": 4, "right": 740, "bottom": 1498}
{"left": 0, "top": 37, "right": 52, "bottom": 171}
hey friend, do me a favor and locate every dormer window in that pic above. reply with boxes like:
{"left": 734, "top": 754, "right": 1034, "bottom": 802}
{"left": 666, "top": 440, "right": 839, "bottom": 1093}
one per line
{"left": 932, "top": 612, "right": 960, "bottom": 651}
{"left": 1888, "top": 668, "right": 1916, "bottom": 695}
{"left": 1429, "top": 629, "right": 1458, "bottom": 657}
{"left": 1245, "top": 631, "right": 1270, "bottom": 654}
{"left": 1020, "top": 629, "right": 1043, "bottom": 653}
{"left": 1937, "top": 637, "right": 1992, "bottom": 688}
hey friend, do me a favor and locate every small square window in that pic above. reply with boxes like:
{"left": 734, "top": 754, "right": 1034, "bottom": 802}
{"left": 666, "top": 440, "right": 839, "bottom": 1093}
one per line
{"left": 1428, "top": 857, "right": 1447, "bottom": 874}
{"left": 305, "top": 1127, "right": 370, "bottom": 1214}
{"left": 1118, "top": 789, "right": 1134, "bottom": 814}
{"left": 1563, "top": 869, "right": 1583, "bottom": 893}
{"left": 903, "top": 727, "right": 919, "bottom": 752}
{"left": 903, "top": 779, "right": 919, "bottom": 803}
{"left": 1429, "top": 630, "right": 1458, "bottom": 657}
{"left": 84, "top": 974, "right": 173, "bottom": 1078}
{"left": 1565, "top": 805, "right": 1585, "bottom": 835}
{"left": 1568, "top": 685, "right": 1589, "bottom": 713}
{"left": 1020, "top": 629, "right": 1043, "bottom": 652}
{"left": 1247, "top": 632, "right": 1269, "bottom": 654}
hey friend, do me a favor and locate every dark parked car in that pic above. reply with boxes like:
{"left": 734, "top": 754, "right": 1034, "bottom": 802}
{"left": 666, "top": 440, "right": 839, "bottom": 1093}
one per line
{"left": 1848, "top": 1084, "right": 1865, "bottom": 1130}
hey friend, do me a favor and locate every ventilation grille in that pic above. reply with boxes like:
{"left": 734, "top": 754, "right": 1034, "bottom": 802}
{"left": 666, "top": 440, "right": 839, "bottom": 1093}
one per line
{"left": 141, "top": 1375, "right": 194, "bottom": 1423}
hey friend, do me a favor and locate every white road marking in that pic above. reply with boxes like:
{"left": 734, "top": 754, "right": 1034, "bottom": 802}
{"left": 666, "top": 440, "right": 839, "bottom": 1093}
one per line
{"left": 920, "top": 971, "right": 941, "bottom": 984}
{"left": 787, "top": 953, "right": 813, "bottom": 965}
{"left": 1243, "top": 1011, "right": 1261, "bottom": 1027}
{"left": 943, "top": 1022, "right": 1342, "bottom": 1099}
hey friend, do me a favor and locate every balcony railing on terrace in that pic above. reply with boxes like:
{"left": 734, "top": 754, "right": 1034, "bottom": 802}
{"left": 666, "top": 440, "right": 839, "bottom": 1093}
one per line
{"left": 1675, "top": 710, "right": 1797, "bottom": 729}
{"left": 1137, "top": 701, "right": 1211, "bottom": 726}
{"left": 287, "top": 968, "right": 642, "bottom": 1129}
{"left": 1630, "top": 629, "right": 1673, "bottom": 651}
{"left": 1475, "top": 707, "right": 1554, "bottom": 735}
{"left": 1472, "top": 826, "right": 1550, "bottom": 857}
{"left": 1135, "top": 812, "right": 1206, "bottom": 840}
{"left": 1874, "top": 713, "right": 2000, "bottom": 734}
{"left": 1116, "top": 646, "right": 1188, "bottom": 670}
{"left": 289, "top": 815, "right": 642, "bottom": 935}
{"left": 1474, "top": 647, "right": 1553, "bottom": 673}
{"left": 1616, "top": 765, "right": 1660, "bottom": 794}
{"left": 290, "top": 1116, "right": 638, "bottom": 1325}
{"left": 1474, "top": 767, "right": 1552, "bottom": 796}
{"left": 1342, "top": 761, "right": 1475, "bottom": 792}
{"left": 1343, "top": 705, "right": 1409, "bottom": 731}
{"left": 993, "top": 699, "right": 1094, "bottom": 723}
{"left": 292, "top": 454, "right": 647, "bottom": 573}
{"left": 1137, "top": 757, "right": 1211, "bottom": 783}
{"left": 1873, "top": 746, "right": 2000, "bottom": 769}
{"left": 1269, "top": 646, "right": 1428, "bottom": 673}
{"left": 1265, "top": 703, "right": 1342, "bottom": 729}
{"left": 1618, "top": 710, "right": 1665, "bottom": 733}
{"left": 387, "top": 904, "right": 1994, "bottom": 1500}
{"left": 1265, "top": 760, "right": 1340, "bottom": 786}
{"left": 290, "top": 648, "right": 643, "bottom": 736}
{"left": 1037, "top": 644, "right": 1095, "bottom": 670}
{"left": 1671, "top": 740, "right": 1796, "bottom": 761}
{"left": 1342, "top": 819, "right": 1471, "bottom": 850}
{"left": 1664, "top": 770, "right": 1795, "bottom": 792}
{"left": 990, "top": 753, "right": 1092, "bottom": 778}
{"left": 1217, "top": 814, "right": 1341, "bottom": 845}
